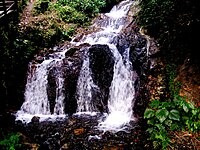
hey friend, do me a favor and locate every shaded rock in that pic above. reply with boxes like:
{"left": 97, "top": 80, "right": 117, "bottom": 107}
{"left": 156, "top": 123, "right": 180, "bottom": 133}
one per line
{"left": 89, "top": 44, "right": 115, "bottom": 112}
{"left": 31, "top": 116, "right": 40, "bottom": 123}
{"left": 47, "top": 67, "right": 57, "bottom": 114}
{"left": 62, "top": 46, "right": 86, "bottom": 115}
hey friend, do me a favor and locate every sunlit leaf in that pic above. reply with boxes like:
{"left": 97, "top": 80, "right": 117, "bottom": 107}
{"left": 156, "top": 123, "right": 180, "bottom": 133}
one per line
{"left": 155, "top": 124, "right": 165, "bottom": 131}
{"left": 183, "top": 103, "right": 189, "bottom": 112}
{"left": 150, "top": 100, "right": 160, "bottom": 109}
{"left": 169, "top": 109, "right": 180, "bottom": 121}
{"left": 144, "top": 108, "right": 155, "bottom": 118}
{"left": 147, "top": 119, "right": 154, "bottom": 125}
{"left": 155, "top": 109, "right": 169, "bottom": 123}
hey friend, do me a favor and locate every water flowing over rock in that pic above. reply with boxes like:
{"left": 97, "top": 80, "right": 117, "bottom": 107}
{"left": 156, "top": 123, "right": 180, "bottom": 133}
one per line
{"left": 89, "top": 44, "right": 115, "bottom": 113}
{"left": 15, "top": 0, "right": 158, "bottom": 132}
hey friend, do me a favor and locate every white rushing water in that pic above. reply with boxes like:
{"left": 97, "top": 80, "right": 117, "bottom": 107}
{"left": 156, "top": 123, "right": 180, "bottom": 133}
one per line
{"left": 76, "top": 50, "right": 100, "bottom": 112}
{"left": 74, "top": 0, "right": 137, "bottom": 131}
{"left": 98, "top": 46, "right": 136, "bottom": 132}
{"left": 16, "top": 0, "right": 138, "bottom": 131}
{"left": 15, "top": 56, "right": 67, "bottom": 123}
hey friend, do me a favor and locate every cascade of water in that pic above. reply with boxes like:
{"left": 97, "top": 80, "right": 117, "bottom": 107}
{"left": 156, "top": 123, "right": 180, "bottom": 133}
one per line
{"left": 16, "top": 59, "right": 66, "bottom": 123}
{"left": 53, "top": 75, "right": 65, "bottom": 115}
{"left": 98, "top": 45, "right": 136, "bottom": 131}
{"left": 21, "top": 60, "right": 52, "bottom": 115}
{"left": 76, "top": 50, "right": 100, "bottom": 112}
{"left": 74, "top": 0, "right": 136, "bottom": 131}
{"left": 16, "top": 0, "right": 137, "bottom": 129}
{"left": 74, "top": 0, "right": 133, "bottom": 45}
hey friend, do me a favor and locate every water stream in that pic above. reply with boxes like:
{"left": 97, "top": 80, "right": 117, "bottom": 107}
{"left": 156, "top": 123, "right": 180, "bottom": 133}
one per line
{"left": 16, "top": 0, "right": 141, "bottom": 132}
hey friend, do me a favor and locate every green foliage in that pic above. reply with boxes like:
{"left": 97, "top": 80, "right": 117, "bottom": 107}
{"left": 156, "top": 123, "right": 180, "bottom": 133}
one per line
{"left": 57, "top": 6, "right": 89, "bottom": 24}
{"left": 56, "top": 0, "right": 106, "bottom": 16}
{"left": 166, "top": 63, "right": 180, "bottom": 97}
{"left": 138, "top": 0, "right": 200, "bottom": 63}
{"left": 144, "top": 64, "right": 200, "bottom": 149}
{"left": 0, "top": 133, "right": 21, "bottom": 150}
{"left": 144, "top": 95, "right": 200, "bottom": 149}
{"left": 34, "top": 0, "right": 106, "bottom": 25}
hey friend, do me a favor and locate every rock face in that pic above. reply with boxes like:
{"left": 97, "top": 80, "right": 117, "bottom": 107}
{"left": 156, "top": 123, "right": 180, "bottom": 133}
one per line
{"left": 89, "top": 44, "right": 115, "bottom": 113}
{"left": 46, "top": 45, "right": 86, "bottom": 115}
{"left": 47, "top": 66, "right": 59, "bottom": 114}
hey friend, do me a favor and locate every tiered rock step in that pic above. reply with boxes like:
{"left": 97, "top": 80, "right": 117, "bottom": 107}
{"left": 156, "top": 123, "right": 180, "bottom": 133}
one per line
{"left": 0, "top": 0, "right": 16, "bottom": 18}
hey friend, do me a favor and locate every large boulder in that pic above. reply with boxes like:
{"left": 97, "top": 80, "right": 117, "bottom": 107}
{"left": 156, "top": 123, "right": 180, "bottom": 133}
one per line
{"left": 89, "top": 44, "right": 115, "bottom": 112}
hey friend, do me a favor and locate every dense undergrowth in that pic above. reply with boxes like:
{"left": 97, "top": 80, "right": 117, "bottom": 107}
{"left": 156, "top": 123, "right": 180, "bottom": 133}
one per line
{"left": 138, "top": 0, "right": 199, "bottom": 64}
{"left": 0, "top": 130, "right": 21, "bottom": 150}
{"left": 144, "top": 64, "right": 200, "bottom": 149}
{"left": 137, "top": 0, "right": 200, "bottom": 149}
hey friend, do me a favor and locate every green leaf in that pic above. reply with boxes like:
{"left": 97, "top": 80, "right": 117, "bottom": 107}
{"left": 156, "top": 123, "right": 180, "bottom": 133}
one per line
{"left": 155, "top": 124, "right": 165, "bottom": 131}
{"left": 169, "top": 109, "right": 180, "bottom": 121}
{"left": 188, "top": 103, "right": 195, "bottom": 109}
{"left": 156, "top": 109, "right": 169, "bottom": 123}
{"left": 150, "top": 100, "right": 160, "bottom": 109}
{"left": 144, "top": 108, "right": 155, "bottom": 119}
{"left": 161, "top": 102, "right": 171, "bottom": 108}
{"left": 192, "top": 109, "right": 198, "bottom": 116}
{"left": 164, "top": 119, "right": 172, "bottom": 127}
{"left": 170, "top": 124, "right": 179, "bottom": 131}
{"left": 183, "top": 103, "right": 189, "bottom": 112}
{"left": 147, "top": 119, "right": 154, "bottom": 125}
{"left": 155, "top": 134, "right": 164, "bottom": 140}
{"left": 182, "top": 116, "right": 189, "bottom": 122}
{"left": 147, "top": 128, "right": 155, "bottom": 134}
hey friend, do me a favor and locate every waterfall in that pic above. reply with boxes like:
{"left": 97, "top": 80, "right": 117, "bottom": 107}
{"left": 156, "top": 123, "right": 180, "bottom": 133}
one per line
{"left": 98, "top": 46, "right": 136, "bottom": 131}
{"left": 74, "top": 0, "right": 136, "bottom": 131}
{"left": 76, "top": 50, "right": 100, "bottom": 112}
{"left": 21, "top": 60, "right": 52, "bottom": 115}
{"left": 53, "top": 75, "right": 65, "bottom": 115}
{"left": 16, "top": 0, "right": 139, "bottom": 131}
{"left": 16, "top": 58, "right": 67, "bottom": 123}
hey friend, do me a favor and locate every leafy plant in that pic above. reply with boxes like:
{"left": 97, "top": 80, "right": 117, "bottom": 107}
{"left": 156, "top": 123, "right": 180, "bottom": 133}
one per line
{"left": 145, "top": 96, "right": 200, "bottom": 149}
{"left": 144, "top": 64, "right": 200, "bottom": 149}
{"left": 0, "top": 132, "right": 21, "bottom": 150}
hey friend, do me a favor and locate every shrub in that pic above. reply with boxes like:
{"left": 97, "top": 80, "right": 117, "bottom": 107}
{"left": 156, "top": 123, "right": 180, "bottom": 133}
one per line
{"left": 0, "top": 132, "right": 21, "bottom": 150}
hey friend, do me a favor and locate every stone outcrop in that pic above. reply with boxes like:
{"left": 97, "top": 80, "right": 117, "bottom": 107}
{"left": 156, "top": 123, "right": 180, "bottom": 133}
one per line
{"left": 89, "top": 44, "right": 115, "bottom": 112}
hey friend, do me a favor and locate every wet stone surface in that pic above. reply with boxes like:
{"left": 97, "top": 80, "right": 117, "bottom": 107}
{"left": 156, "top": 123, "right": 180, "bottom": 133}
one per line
{"left": 13, "top": 114, "right": 150, "bottom": 150}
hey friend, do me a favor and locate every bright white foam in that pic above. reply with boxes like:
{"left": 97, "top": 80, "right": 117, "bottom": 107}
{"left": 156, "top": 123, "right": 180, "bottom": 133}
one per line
{"left": 15, "top": 112, "right": 66, "bottom": 124}
{"left": 74, "top": 111, "right": 98, "bottom": 116}
{"left": 105, "top": 0, "right": 133, "bottom": 18}
{"left": 76, "top": 51, "right": 100, "bottom": 112}
{"left": 98, "top": 111, "right": 134, "bottom": 132}
{"left": 15, "top": 49, "right": 68, "bottom": 123}
{"left": 97, "top": 46, "right": 137, "bottom": 132}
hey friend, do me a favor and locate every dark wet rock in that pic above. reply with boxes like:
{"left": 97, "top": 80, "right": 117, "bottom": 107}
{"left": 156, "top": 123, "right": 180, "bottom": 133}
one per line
{"left": 62, "top": 65, "right": 80, "bottom": 115}
{"left": 89, "top": 44, "right": 115, "bottom": 113}
{"left": 12, "top": 113, "right": 150, "bottom": 150}
{"left": 31, "top": 116, "right": 40, "bottom": 123}
{"left": 62, "top": 47, "right": 86, "bottom": 115}
{"left": 46, "top": 44, "right": 89, "bottom": 115}
{"left": 65, "top": 47, "right": 79, "bottom": 57}
{"left": 47, "top": 67, "right": 57, "bottom": 114}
